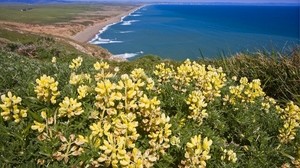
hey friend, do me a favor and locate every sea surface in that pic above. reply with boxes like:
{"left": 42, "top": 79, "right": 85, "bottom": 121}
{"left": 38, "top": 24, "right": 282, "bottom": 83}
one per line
{"left": 90, "top": 4, "right": 300, "bottom": 60}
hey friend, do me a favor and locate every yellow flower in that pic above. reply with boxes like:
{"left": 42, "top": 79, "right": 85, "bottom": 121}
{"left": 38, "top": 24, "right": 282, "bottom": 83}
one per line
{"left": 77, "top": 85, "right": 90, "bottom": 99}
{"left": 31, "top": 121, "right": 46, "bottom": 133}
{"left": 34, "top": 75, "right": 60, "bottom": 104}
{"left": 69, "top": 57, "right": 83, "bottom": 70}
{"left": 95, "top": 79, "right": 115, "bottom": 95}
{"left": 154, "top": 60, "right": 226, "bottom": 100}
{"left": 69, "top": 73, "right": 91, "bottom": 85}
{"left": 58, "top": 97, "right": 83, "bottom": 118}
{"left": 186, "top": 90, "right": 207, "bottom": 124}
{"left": 227, "top": 77, "right": 265, "bottom": 105}
{"left": 154, "top": 63, "right": 174, "bottom": 83}
{"left": 278, "top": 101, "right": 300, "bottom": 143}
{"left": 130, "top": 68, "right": 146, "bottom": 81}
{"left": 170, "top": 136, "right": 181, "bottom": 147}
{"left": 94, "top": 61, "right": 109, "bottom": 70}
{"left": 139, "top": 95, "right": 160, "bottom": 110}
{"left": 0, "top": 92, "right": 27, "bottom": 123}
{"left": 180, "top": 135, "right": 212, "bottom": 168}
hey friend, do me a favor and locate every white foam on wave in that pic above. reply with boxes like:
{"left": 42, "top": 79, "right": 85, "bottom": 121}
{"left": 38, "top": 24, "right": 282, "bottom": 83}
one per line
{"left": 121, "top": 20, "right": 139, "bottom": 26}
{"left": 89, "top": 5, "right": 148, "bottom": 44}
{"left": 113, "top": 51, "right": 144, "bottom": 59}
{"left": 119, "top": 31, "right": 134, "bottom": 34}
{"left": 131, "top": 14, "right": 141, "bottom": 17}
{"left": 91, "top": 38, "right": 123, "bottom": 45}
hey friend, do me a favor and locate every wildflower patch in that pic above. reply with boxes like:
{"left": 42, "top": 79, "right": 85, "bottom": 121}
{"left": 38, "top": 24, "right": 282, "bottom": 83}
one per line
{"left": 0, "top": 57, "right": 299, "bottom": 167}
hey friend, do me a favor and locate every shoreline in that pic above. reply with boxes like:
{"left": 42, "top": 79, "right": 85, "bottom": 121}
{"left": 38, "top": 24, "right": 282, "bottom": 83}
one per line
{"left": 72, "top": 5, "right": 145, "bottom": 43}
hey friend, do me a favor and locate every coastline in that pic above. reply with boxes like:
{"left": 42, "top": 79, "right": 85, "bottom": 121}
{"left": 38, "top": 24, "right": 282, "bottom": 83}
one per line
{"left": 72, "top": 5, "right": 145, "bottom": 43}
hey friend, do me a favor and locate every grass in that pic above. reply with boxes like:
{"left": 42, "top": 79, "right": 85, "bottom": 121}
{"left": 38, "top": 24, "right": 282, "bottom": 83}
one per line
{"left": 0, "top": 4, "right": 131, "bottom": 24}
{"left": 0, "top": 28, "right": 107, "bottom": 69}
{"left": 0, "top": 28, "right": 41, "bottom": 43}
{"left": 210, "top": 48, "right": 300, "bottom": 103}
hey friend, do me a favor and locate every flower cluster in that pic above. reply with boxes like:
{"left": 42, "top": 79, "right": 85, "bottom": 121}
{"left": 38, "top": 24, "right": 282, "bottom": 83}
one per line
{"left": 31, "top": 111, "right": 47, "bottom": 133}
{"left": 85, "top": 66, "right": 172, "bottom": 167}
{"left": 34, "top": 75, "right": 60, "bottom": 104}
{"left": 221, "top": 148, "right": 238, "bottom": 163}
{"left": 69, "top": 56, "right": 83, "bottom": 70}
{"left": 31, "top": 110, "right": 57, "bottom": 141}
{"left": 58, "top": 97, "right": 83, "bottom": 118}
{"left": 154, "top": 60, "right": 226, "bottom": 101}
{"left": 94, "top": 61, "right": 115, "bottom": 81}
{"left": 261, "top": 96, "right": 276, "bottom": 113}
{"left": 77, "top": 85, "right": 90, "bottom": 99}
{"left": 186, "top": 90, "right": 208, "bottom": 124}
{"left": 5, "top": 57, "right": 299, "bottom": 167}
{"left": 0, "top": 92, "right": 27, "bottom": 123}
{"left": 180, "top": 135, "right": 213, "bottom": 168}
{"left": 69, "top": 72, "right": 91, "bottom": 85}
{"left": 170, "top": 136, "right": 181, "bottom": 148}
{"left": 154, "top": 63, "right": 174, "bottom": 83}
{"left": 224, "top": 77, "right": 265, "bottom": 105}
{"left": 277, "top": 101, "right": 300, "bottom": 144}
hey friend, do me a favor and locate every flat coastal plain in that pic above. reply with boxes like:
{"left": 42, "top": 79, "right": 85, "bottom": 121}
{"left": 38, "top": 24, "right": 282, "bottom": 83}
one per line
{"left": 0, "top": 4, "right": 140, "bottom": 42}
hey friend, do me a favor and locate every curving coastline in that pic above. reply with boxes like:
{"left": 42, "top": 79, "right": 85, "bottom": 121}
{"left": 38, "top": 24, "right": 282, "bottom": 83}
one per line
{"left": 72, "top": 5, "right": 146, "bottom": 43}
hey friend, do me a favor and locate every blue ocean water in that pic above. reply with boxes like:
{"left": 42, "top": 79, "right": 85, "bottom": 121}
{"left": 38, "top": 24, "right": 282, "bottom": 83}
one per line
{"left": 90, "top": 5, "right": 300, "bottom": 60}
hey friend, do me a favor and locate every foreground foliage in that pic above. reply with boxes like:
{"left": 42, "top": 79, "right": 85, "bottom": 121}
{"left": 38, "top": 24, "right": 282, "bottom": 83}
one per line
{"left": 0, "top": 55, "right": 299, "bottom": 167}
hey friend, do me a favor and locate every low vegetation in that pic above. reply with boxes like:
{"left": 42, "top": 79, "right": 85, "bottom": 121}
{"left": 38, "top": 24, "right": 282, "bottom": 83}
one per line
{"left": 0, "top": 42, "right": 299, "bottom": 167}
{"left": 0, "top": 4, "right": 108, "bottom": 24}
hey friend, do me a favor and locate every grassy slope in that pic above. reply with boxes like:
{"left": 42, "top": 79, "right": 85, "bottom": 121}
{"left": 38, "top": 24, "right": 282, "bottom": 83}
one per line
{"left": 0, "top": 28, "right": 87, "bottom": 55}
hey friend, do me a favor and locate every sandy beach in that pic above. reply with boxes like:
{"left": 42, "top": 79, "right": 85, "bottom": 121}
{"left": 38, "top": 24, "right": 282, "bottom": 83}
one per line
{"left": 72, "top": 6, "right": 143, "bottom": 43}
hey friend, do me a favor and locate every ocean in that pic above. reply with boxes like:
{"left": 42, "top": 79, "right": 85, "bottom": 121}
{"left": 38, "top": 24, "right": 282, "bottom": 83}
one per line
{"left": 90, "top": 4, "right": 300, "bottom": 60}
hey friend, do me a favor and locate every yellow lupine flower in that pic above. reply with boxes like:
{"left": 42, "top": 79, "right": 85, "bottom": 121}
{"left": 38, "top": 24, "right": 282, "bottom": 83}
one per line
{"left": 154, "top": 60, "right": 226, "bottom": 100}
{"left": 227, "top": 77, "right": 265, "bottom": 105}
{"left": 34, "top": 75, "right": 60, "bottom": 104}
{"left": 95, "top": 79, "right": 115, "bottom": 95}
{"left": 0, "top": 92, "right": 27, "bottom": 123}
{"left": 170, "top": 136, "right": 181, "bottom": 147}
{"left": 130, "top": 68, "right": 146, "bottom": 81}
{"left": 69, "top": 56, "right": 83, "bottom": 70}
{"left": 139, "top": 95, "right": 160, "bottom": 110}
{"left": 31, "top": 121, "right": 46, "bottom": 133}
{"left": 58, "top": 97, "right": 83, "bottom": 118}
{"left": 180, "top": 135, "right": 212, "bottom": 168}
{"left": 77, "top": 85, "right": 90, "bottom": 99}
{"left": 186, "top": 90, "right": 208, "bottom": 124}
{"left": 154, "top": 62, "right": 174, "bottom": 83}
{"left": 94, "top": 61, "right": 109, "bottom": 70}
{"left": 278, "top": 101, "right": 300, "bottom": 143}
{"left": 69, "top": 73, "right": 91, "bottom": 85}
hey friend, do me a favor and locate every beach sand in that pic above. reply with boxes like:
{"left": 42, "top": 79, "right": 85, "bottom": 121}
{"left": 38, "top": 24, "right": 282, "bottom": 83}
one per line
{"left": 72, "top": 6, "right": 142, "bottom": 43}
